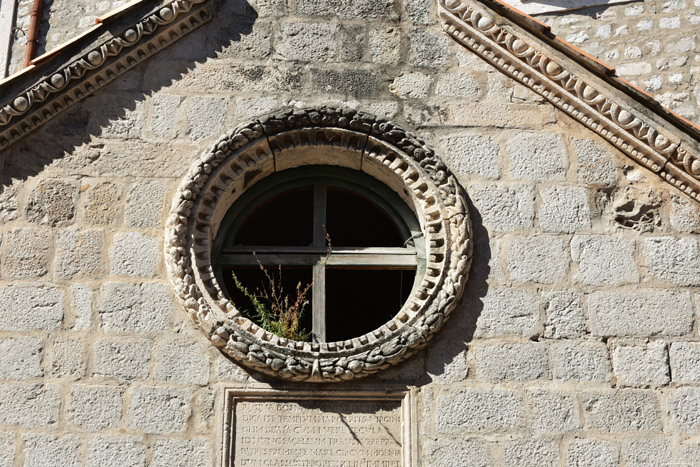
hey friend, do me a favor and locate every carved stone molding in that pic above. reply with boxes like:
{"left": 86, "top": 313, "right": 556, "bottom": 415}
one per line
{"left": 0, "top": 0, "right": 213, "bottom": 151}
{"left": 438, "top": 0, "right": 700, "bottom": 201}
{"left": 164, "top": 107, "right": 473, "bottom": 382}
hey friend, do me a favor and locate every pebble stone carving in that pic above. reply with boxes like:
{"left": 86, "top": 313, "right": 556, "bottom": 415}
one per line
{"left": 0, "top": 0, "right": 213, "bottom": 151}
{"left": 438, "top": 0, "right": 700, "bottom": 201}
{"left": 164, "top": 107, "right": 473, "bottom": 382}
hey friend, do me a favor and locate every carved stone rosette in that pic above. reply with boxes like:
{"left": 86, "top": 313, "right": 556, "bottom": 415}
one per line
{"left": 438, "top": 0, "right": 700, "bottom": 201}
{"left": 164, "top": 107, "right": 473, "bottom": 382}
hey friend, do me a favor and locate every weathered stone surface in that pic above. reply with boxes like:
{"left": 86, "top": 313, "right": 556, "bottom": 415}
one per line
{"left": 502, "top": 438, "right": 559, "bottom": 467}
{"left": 507, "top": 236, "right": 569, "bottom": 284}
{"left": 151, "top": 438, "right": 212, "bottom": 467}
{"left": 530, "top": 390, "right": 580, "bottom": 434}
{"left": 150, "top": 94, "right": 181, "bottom": 139}
{"left": 89, "top": 93, "right": 143, "bottom": 139}
{"left": 0, "top": 432, "right": 14, "bottom": 467}
{"left": 425, "top": 336, "right": 469, "bottom": 384}
{"left": 474, "top": 343, "right": 549, "bottom": 382}
{"left": 23, "top": 435, "right": 81, "bottom": 467}
{"left": 574, "top": 138, "right": 619, "bottom": 186}
{"left": 468, "top": 184, "right": 535, "bottom": 232}
{"left": 670, "top": 342, "right": 700, "bottom": 384}
{"left": 369, "top": 26, "right": 401, "bottom": 65}
{"left": 612, "top": 341, "right": 669, "bottom": 388}
{"left": 407, "top": 0, "right": 434, "bottom": 24}
{"left": 621, "top": 437, "right": 672, "bottom": 466}
{"left": 538, "top": 186, "right": 592, "bottom": 233}
{"left": 68, "top": 385, "right": 124, "bottom": 431}
{"left": 25, "top": 180, "right": 78, "bottom": 226}
{"left": 93, "top": 338, "right": 152, "bottom": 383}
{"left": 408, "top": 29, "right": 449, "bottom": 67}
{"left": 588, "top": 290, "right": 693, "bottom": 336}
{"left": 437, "top": 389, "right": 524, "bottom": 433}
{"left": 71, "top": 285, "right": 92, "bottom": 331}
{"left": 312, "top": 69, "right": 378, "bottom": 98}
{"left": 551, "top": 341, "right": 610, "bottom": 382}
{"left": 543, "top": 291, "right": 587, "bottom": 338}
{"left": 0, "top": 384, "right": 60, "bottom": 428}
{"left": 124, "top": 180, "right": 168, "bottom": 228}
{"left": 475, "top": 287, "right": 540, "bottom": 338}
{"left": 98, "top": 282, "right": 173, "bottom": 332}
{"left": 390, "top": 72, "right": 433, "bottom": 99}
{"left": 294, "top": 0, "right": 399, "bottom": 19}
{"left": 506, "top": 132, "right": 567, "bottom": 181}
{"left": 0, "top": 285, "right": 63, "bottom": 331}
{"left": 185, "top": 96, "right": 228, "bottom": 141}
{"left": 55, "top": 229, "right": 105, "bottom": 280}
{"left": 424, "top": 439, "right": 491, "bottom": 467}
{"left": 582, "top": 390, "right": 661, "bottom": 432}
{"left": 440, "top": 134, "right": 500, "bottom": 179}
{"left": 0, "top": 337, "right": 43, "bottom": 380}
{"left": 670, "top": 193, "right": 700, "bottom": 233}
{"left": 668, "top": 388, "right": 700, "bottom": 431}
{"left": 435, "top": 72, "right": 481, "bottom": 98}
{"left": 86, "top": 436, "right": 146, "bottom": 467}
{"left": 570, "top": 235, "right": 639, "bottom": 285}
{"left": 154, "top": 337, "right": 209, "bottom": 386}
{"left": 50, "top": 337, "right": 86, "bottom": 380}
{"left": 566, "top": 438, "right": 619, "bottom": 467}
{"left": 277, "top": 22, "right": 338, "bottom": 62}
{"left": 109, "top": 232, "right": 159, "bottom": 278}
{"left": 613, "top": 186, "right": 662, "bottom": 233}
{"left": 127, "top": 386, "right": 191, "bottom": 434}
{"left": 643, "top": 237, "right": 700, "bottom": 285}
{"left": 0, "top": 228, "right": 50, "bottom": 278}
{"left": 82, "top": 182, "right": 121, "bottom": 225}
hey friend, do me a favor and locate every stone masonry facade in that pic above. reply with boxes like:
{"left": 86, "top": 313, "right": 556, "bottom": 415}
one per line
{"left": 0, "top": 0, "right": 700, "bottom": 465}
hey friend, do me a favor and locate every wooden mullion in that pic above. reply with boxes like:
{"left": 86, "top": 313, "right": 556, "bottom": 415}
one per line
{"left": 312, "top": 262, "right": 326, "bottom": 343}
{"left": 312, "top": 183, "right": 327, "bottom": 248}
{"left": 218, "top": 252, "right": 418, "bottom": 268}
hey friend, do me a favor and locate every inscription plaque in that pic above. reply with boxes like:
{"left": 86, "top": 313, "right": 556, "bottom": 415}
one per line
{"left": 222, "top": 389, "right": 415, "bottom": 467}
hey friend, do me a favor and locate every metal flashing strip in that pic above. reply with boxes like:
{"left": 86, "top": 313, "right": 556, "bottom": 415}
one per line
{"left": 0, "top": 0, "right": 18, "bottom": 79}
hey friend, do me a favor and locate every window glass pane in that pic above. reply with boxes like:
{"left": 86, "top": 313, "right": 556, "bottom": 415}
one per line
{"left": 233, "top": 186, "right": 313, "bottom": 246}
{"left": 326, "top": 187, "right": 404, "bottom": 247}
{"left": 325, "top": 269, "right": 415, "bottom": 342}
{"left": 222, "top": 266, "right": 314, "bottom": 339}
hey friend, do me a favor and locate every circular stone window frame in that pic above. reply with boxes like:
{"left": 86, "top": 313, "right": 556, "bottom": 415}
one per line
{"left": 165, "top": 107, "right": 473, "bottom": 382}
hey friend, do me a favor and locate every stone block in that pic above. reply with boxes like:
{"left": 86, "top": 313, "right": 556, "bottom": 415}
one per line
{"left": 475, "top": 287, "right": 540, "bottom": 338}
{"left": 643, "top": 237, "right": 700, "bottom": 286}
{"left": 215, "top": 354, "right": 252, "bottom": 382}
{"left": 437, "top": 389, "right": 524, "bottom": 433}
{"left": 543, "top": 291, "right": 586, "bottom": 338}
{"left": 194, "top": 389, "right": 215, "bottom": 432}
{"left": 154, "top": 337, "right": 210, "bottom": 386}
{"left": 425, "top": 336, "right": 468, "bottom": 384}
{"left": 150, "top": 438, "right": 212, "bottom": 467}
{"left": 680, "top": 442, "right": 700, "bottom": 463}
{"left": 570, "top": 235, "right": 639, "bottom": 285}
{"left": 150, "top": 94, "right": 181, "bottom": 139}
{"left": 71, "top": 285, "right": 92, "bottom": 331}
{"left": 82, "top": 182, "right": 121, "bottom": 225}
{"left": 408, "top": 29, "right": 449, "bottom": 67}
{"left": 368, "top": 26, "right": 401, "bottom": 65}
{"left": 467, "top": 183, "right": 535, "bottom": 232}
{"left": 0, "top": 182, "right": 19, "bottom": 222}
{"left": 423, "top": 439, "right": 491, "bottom": 467}
{"left": 530, "top": 390, "right": 580, "bottom": 434}
{"left": 435, "top": 72, "right": 480, "bottom": 98}
{"left": 214, "top": 21, "right": 273, "bottom": 60}
{"left": 574, "top": 138, "right": 618, "bottom": 186}
{"left": 440, "top": 134, "right": 500, "bottom": 180}
{"left": 109, "top": 232, "right": 159, "bottom": 278}
{"left": 294, "top": 0, "right": 399, "bottom": 20}
{"left": 566, "top": 438, "right": 619, "bottom": 467}
{"left": 582, "top": 390, "right": 661, "bottom": 432}
{"left": 93, "top": 337, "right": 152, "bottom": 383}
{"left": 0, "top": 285, "right": 63, "bottom": 331}
{"left": 98, "top": 282, "right": 173, "bottom": 333}
{"left": 407, "top": 0, "right": 434, "bottom": 24}
{"left": 0, "top": 337, "right": 43, "bottom": 380}
{"left": 185, "top": 96, "right": 228, "bottom": 141}
{"left": 0, "top": 432, "right": 14, "bottom": 467}
{"left": 621, "top": 437, "right": 672, "bottom": 466}
{"left": 474, "top": 343, "right": 549, "bottom": 382}
{"left": 86, "top": 436, "right": 146, "bottom": 467}
{"left": 668, "top": 388, "right": 700, "bottom": 431}
{"left": 312, "top": 69, "right": 378, "bottom": 98}
{"left": 89, "top": 93, "right": 143, "bottom": 139}
{"left": 127, "top": 386, "right": 191, "bottom": 434}
{"left": 23, "top": 435, "right": 81, "bottom": 467}
{"left": 506, "top": 132, "right": 567, "bottom": 181}
{"left": 25, "top": 180, "right": 78, "bottom": 226}
{"left": 670, "top": 193, "right": 700, "bottom": 233}
{"left": 659, "top": 16, "right": 681, "bottom": 28}
{"left": 538, "top": 187, "right": 592, "bottom": 233}
{"left": 50, "top": 337, "right": 86, "bottom": 380}
{"left": 502, "top": 438, "right": 559, "bottom": 467}
{"left": 68, "top": 385, "right": 124, "bottom": 431}
{"left": 276, "top": 22, "right": 337, "bottom": 62}
{"left": 551, "top": 341, "right": 610, "bottom": 382}
{"left": 0, "top": 383, "right": 60, "bottom": 428}
{"left": 588, "top": 290, "right": 693, "bottom": 337}
{"left": 55, "top": 229, "right": 105, "bottom": 280}
{"left": 507, "top": 236, "right": 569, "bottom": 284}
{"left": 670, "top": 342, "right": 700, "bottom": 384}
{"left": 235, "top": 96, "right": 280, "bottom": 119}
{"left": 389, "top": 72, "right": 433, "bottom": 99}
{"left": 124, "top": 180, "right": 168, "bottom": 228}
{"left": 0, "top": 228, "right": 51, "bottom": 278}
{"left": 612, "top": 341, "right": 669, "bottom": 388}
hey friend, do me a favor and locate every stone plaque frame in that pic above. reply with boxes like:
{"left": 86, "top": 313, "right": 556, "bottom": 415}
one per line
{"left": 221, "top": 387, "right": 417, "bottom": 467}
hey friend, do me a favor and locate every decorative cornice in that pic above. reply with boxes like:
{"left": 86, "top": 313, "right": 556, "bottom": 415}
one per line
{"left": 164, "top": 107, "right": 473, "bottom": 382}
{"left": 0, "top": 0, "right": 213, "bottom": 151}
{"left": 438, "top": 0, "right": 700, "bottom": 201}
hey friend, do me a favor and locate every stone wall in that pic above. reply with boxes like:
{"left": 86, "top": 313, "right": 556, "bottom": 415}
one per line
{"left": 539, "top": 0, "right": 700, "bottom": 124}
{"left": 1, "top": 0, "right": 700, "bottom": 465}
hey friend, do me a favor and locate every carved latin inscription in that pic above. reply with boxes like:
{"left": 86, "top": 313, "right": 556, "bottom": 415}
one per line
{"left": 222, "top": 389, "right": 414, "bottom": 467}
